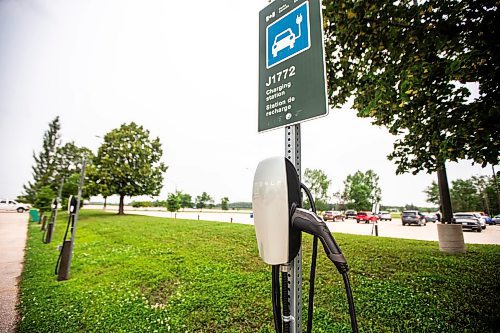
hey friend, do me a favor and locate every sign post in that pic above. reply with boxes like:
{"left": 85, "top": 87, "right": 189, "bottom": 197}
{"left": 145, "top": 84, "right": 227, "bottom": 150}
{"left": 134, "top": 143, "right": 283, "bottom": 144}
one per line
{"left": 259, "top": 0, "right": 328, "bottom": 332}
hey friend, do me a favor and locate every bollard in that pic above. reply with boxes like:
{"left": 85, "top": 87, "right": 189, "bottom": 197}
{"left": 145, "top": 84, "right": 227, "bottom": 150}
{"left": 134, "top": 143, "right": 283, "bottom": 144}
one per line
{"left": 57, "top": 240, "right": 73, "bottom": 281}
{"left": 41, "top": 216, "right": 47, "bottom": 231}
{"left": 45, "top": 221, "right": 54, "bottom": 244}
{"left": 230, "top": 217, "right": 233, "bottom": 223}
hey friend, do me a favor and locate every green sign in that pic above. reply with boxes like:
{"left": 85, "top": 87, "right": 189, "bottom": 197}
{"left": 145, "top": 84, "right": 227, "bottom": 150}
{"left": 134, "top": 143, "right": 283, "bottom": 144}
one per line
{"left": 258, "top": 0, "right": 328, "bottom": 132}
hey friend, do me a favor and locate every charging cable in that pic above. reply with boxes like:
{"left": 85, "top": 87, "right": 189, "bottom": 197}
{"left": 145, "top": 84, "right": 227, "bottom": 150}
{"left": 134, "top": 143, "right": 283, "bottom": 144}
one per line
{"left": 298, "top": 183, "right": 358, "bottom": 333}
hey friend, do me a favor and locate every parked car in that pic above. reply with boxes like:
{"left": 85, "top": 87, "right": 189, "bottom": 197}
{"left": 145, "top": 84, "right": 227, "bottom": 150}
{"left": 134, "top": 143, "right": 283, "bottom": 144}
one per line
{"left": 0, "top": 199, "right": 31, "bottom": 213}
{"left": 474, "top": 212, "right": 492, "bottom": 227}
{"left": 345, "top": 210, "right": 357, "bottom": 219}
{"left": 378, "top": 211, "right": 392, "bottom": 221}
{"left": 423, "top": 213, "right": 438, "bottom": 223}
{"left": 356, "top": 211, "right": 379, "bottom": 223}
{"left": 401, "top": 210, "right": 426, "bottom": 226}
{"left": 492, "top": 214, "right": 500, "bottom": 225}
{"left": 323, "top": 211, "right": 345, "bottom": 222}
{"left": 453, "top": 212, "right": 482, "bottom": 232}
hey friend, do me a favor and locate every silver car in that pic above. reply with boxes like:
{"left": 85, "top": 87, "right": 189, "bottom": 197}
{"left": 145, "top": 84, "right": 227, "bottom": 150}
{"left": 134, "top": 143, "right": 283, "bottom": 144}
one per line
{"left": 453, "top": 213, "right": 482, "bottom": 232}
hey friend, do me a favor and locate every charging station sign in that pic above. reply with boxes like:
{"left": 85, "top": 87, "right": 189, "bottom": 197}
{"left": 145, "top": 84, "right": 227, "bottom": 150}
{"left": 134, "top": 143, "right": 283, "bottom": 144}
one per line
{"left": 258, "top": 0, "right": 328, "bottom": 132}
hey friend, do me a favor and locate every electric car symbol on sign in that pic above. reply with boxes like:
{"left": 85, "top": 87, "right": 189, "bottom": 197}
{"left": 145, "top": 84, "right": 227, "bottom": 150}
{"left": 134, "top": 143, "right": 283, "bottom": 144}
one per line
{"left": 272, "top": 28, "right": 296, "bottom": 57}
{"left": 271, "top": 14, "right": 303, "bottom": 58}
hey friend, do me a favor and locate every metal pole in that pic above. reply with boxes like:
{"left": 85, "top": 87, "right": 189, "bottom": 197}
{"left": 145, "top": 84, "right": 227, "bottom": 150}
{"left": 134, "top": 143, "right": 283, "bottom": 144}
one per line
{"left": 285, "top": 124, "right": 302, "bottom": 333}
{"left": 58, "top": 158, "right": 86, "bottom": 280}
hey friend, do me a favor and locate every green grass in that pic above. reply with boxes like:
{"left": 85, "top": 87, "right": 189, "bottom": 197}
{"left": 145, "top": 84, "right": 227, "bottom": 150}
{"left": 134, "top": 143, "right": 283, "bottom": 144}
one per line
{"left": 18, "top": 210, "right": 500, "bottom": 332}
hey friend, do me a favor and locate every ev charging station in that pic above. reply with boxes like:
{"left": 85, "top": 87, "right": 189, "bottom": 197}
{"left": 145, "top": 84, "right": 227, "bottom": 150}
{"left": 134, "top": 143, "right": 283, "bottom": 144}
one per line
{"left": 43, "top": 178, "right": 64, "bottom": 244}
{"left": 55, "top": 158, "right": 86, "bottom": 281}
{"left": 256, "top": 0, "right": 358, "bottom": 332}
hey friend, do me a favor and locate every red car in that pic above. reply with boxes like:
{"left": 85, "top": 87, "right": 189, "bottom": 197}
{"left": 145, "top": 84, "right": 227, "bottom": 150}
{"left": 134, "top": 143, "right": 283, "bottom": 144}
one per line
{"left": 356, "top": 211, "right": 379, "bottom": 223}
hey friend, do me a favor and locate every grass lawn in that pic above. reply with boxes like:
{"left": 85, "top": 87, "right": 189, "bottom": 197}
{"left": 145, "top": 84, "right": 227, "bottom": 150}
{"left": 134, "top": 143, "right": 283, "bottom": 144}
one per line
{"left": 18, "top": 210, "right": 500, "bottom": 332}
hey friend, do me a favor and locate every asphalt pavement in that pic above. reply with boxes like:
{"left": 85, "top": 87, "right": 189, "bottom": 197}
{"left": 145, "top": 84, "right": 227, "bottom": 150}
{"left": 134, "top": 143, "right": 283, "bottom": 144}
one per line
{"left": 0, "top": 212, "right": 29, "bottom": 333}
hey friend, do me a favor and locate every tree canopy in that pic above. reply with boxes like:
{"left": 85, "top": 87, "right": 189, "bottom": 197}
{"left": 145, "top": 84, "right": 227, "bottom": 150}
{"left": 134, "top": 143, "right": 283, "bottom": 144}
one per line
{"left": 22, "top": 117, "right": 61, "bottom": 202}
{"left": 303, "top": 168, "right": 331, "bottom": 210}
{"left": 343, "top": 170, "right": 381, "bottom": 211}
{"left": 195, "top": 192, "right": 213, "bottom": 209}
{"left": 323, "top": 0, "right": 499, "bottom": 174}
{"left": 93, "top": 122, "right": 167, "bottom": 214}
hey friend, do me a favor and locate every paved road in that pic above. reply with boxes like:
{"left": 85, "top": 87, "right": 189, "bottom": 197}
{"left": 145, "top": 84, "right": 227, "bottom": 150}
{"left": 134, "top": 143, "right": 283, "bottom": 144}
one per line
{"left": 86, "top": 206, "right": 500, "bottom": 245}
{"left": 0, "top": 212, "right": 29, "bottom": 333}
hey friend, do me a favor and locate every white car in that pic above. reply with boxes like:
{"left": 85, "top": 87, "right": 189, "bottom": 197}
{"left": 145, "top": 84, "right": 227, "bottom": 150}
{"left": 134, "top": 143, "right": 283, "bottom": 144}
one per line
{"left": 471, "top": 213, "right": 487, "bottom": 230}
{"left": 0, "top": 199, "right": 31, "bottom": 213}
{"left": 379, "top": 211, "right": 392, "bottom": 221}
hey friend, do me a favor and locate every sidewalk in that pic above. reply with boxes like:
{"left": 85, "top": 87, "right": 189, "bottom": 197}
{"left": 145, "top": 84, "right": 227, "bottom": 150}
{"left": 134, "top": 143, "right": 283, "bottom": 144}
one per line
{"left": 0, "top": 212, "right": 29, "bottom": 333}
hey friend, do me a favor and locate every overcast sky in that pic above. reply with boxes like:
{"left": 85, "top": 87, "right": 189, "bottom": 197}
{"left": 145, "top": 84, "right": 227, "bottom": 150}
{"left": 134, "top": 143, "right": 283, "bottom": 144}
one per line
{"left": 0, "top": 0, "right": 493, "bottom": 207}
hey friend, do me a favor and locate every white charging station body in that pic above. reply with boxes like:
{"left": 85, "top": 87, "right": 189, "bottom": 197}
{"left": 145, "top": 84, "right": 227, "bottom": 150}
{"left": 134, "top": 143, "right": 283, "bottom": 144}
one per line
{"left": 252, "top": 157, "right": 301, "bottom": 265}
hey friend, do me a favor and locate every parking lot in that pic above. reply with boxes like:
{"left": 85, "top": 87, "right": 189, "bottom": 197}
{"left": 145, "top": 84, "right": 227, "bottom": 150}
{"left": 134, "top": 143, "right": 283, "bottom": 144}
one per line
{"left": 87, "top": 206, "right": 500, "bottom": 245}
{"left": 328, "top": 218, "right": 500, "bottom": 245}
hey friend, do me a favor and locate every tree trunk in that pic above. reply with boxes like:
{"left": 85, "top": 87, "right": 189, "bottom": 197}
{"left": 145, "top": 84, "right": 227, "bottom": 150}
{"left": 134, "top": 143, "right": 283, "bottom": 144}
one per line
{"left": 437, "top": 166, "right": 453, "bottom": 224}
{"left": 103, "top": 197, "right": 107, "bottom": 210}
{"left": 492, "top": 165, "right": 500, "bottom": 212}
{"left": 436, "top": 165, "right": 465, "bottom": 253}
{"left": 118, "top": 195, "right": 125, "bottom": 215}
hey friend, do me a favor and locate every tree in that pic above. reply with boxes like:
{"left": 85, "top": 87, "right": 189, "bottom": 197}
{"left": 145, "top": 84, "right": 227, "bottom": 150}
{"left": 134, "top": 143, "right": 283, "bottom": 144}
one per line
{"left": 303, "top": 168, "right": 331, "bottom": 207}
{"left": 60, "top": 172, "right": 91, "bottom": 209}
{"left": 94, "top": 122, "right": 168, "bottom": 215}
{"left": 324, "top": 1, "right": 499, "bottom": 223}
{"left": 55, "top": 142, "right": 93, "bottom": 187}
{"left": 195, "top": 192, "right": 213, "bottom": 209}
{"left": 86, "top": 162, "right": 114, "bottom": 209}
{"left": 424, "top": 181, "right": 440, "bottom": 206}
{"left": 221, "top": 197, "right": 229, "bottom": 211}
{"left": 34, "top": 186, "right": 56, "bottom": 213}
{"left": 166, "top": 193, "right": 181, "bottom": 213}
{"left": 343, "top": 170, "right": 382, "bottom": 211}
{"left": 177, "top": 191, "right": 193, "bottom": 209}
{"left": 22, "top": 117, "right": 61, "bottom": 202}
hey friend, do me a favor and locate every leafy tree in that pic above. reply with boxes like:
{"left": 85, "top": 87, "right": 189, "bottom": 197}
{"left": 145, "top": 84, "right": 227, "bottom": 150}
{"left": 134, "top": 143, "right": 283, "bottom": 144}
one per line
{"left": 451, "top": 178, "right": 483, "bottom": 212}
{"left": 60, "top": 172, "right": 91, "bottom": 209}
{"left": 86, "top": 163, "right": 114, "bottom": 209}
{"left": 324, "top": 0, "right": 499, "bottom": 223}
{"left": 166, "top": 193, "right": 181, "bottom": 213}
{"left": 55, "top": 142, "right": 93, "bottom": 187}
{"left": 303, "top": 168, "right": 331, "bottom": 204}
{"left": 177, "top": 192, "right": 193, "bottom": 209}
{"left": 22, "top": 117, "right": 61, "bottom": 202}
{"left": 34, "top": 186, "right": 56, "bottom": 213}
{"left": 221, "top": 197, "right": 229, "bottom": 211}
{"left": 424, "top": 181, "right": 440, "bottom": 206}
{"left": 404, "top": 203, "right": 419, "bottom": 211}
{"left": 195, "top": 192, "right": 213, "bottom": 209}
{"left": 472, "top": 175, "right": 491, "bottom": 215}
{"left": 94, "top": 122, "right": 168, "bottom": 215}
{"left": 343, "top": 170, "right": 382, "bottom": 211}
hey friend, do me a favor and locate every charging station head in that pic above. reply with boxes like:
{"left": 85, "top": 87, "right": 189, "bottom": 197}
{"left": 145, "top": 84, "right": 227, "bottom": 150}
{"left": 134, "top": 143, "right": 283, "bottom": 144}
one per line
{"left": 68, "top": 195, "right": 77, "bottom": 214}
{"left": 252, "top": 157, "right": 301, "bottom": 265}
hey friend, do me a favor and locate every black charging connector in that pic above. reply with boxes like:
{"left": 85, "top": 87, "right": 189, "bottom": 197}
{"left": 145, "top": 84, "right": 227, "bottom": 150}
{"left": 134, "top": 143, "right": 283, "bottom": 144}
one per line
{"left": 294, "top": 183, "right": 358, "bottom": 333}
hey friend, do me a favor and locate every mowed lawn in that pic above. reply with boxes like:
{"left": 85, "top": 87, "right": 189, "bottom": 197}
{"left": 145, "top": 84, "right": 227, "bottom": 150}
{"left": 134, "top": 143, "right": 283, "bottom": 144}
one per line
{"left": 18, "top": 210, "right": 500, "bottom": 332}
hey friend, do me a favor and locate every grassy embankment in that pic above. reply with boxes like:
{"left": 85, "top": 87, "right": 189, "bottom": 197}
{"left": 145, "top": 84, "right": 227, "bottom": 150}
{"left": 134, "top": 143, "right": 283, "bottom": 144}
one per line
{"left": 18, "top": 210, "right": 500, "bottom": 332}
